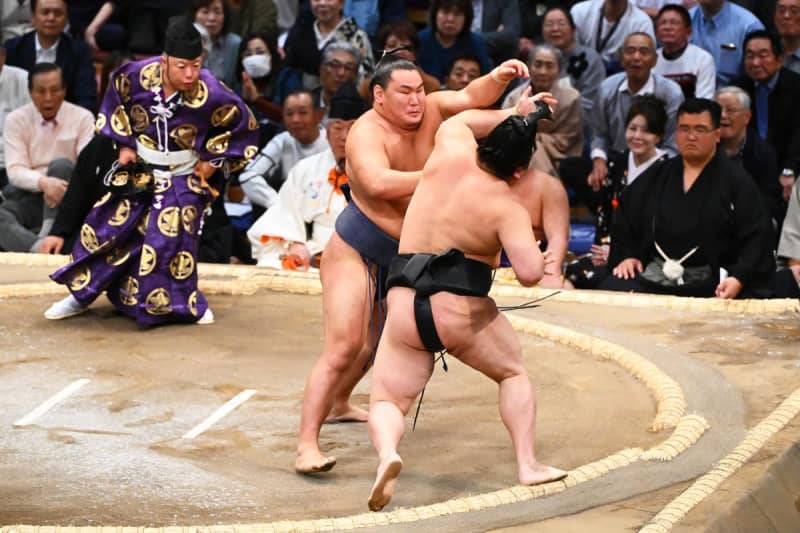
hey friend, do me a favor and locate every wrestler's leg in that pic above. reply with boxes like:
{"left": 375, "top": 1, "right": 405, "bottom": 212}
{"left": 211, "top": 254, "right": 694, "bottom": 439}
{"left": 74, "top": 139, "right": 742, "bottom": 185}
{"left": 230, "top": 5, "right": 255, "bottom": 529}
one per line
{"left": 442, "top": 296, "right": 566, "bottom": 486}
{"left": 368, "top": 288, "right": 434, "bottom": 511}
{"left": 327, "top": 339, "right": 372, "bottom": 423}
{"left": 295, "top": 232, "right": 372, "bottom": 473}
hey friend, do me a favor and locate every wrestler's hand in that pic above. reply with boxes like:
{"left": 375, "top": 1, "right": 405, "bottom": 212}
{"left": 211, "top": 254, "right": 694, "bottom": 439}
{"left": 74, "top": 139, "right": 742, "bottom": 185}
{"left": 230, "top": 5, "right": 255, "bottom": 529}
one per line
{"left": 612, "top": 258, "right": 643, "bottom": 280}
{"left": 715, "top": 276, "right": 743, "bottom": 299}
{"left": 588, "top": 158, "right": 608, "bottom": 192}
{"left": 491, "top": 59, "right": 529, "bottom": 84}
{"left": 119, "top": 146, "right": 137, "bottom": 166}
{"left": 38, "top": 235, "right": 64, "bottom": 254}
{"left": 516, "top": 89, "right": 558, "bottom": 117}
{"left": 39, "top": 176, "right": 68, "bottom": 208}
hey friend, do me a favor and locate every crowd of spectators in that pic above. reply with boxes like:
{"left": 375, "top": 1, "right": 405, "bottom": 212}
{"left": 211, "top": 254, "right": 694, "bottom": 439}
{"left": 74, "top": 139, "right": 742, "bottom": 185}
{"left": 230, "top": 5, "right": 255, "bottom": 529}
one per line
{"left": 0, "top": 0, "right": 799, "bottom": 300}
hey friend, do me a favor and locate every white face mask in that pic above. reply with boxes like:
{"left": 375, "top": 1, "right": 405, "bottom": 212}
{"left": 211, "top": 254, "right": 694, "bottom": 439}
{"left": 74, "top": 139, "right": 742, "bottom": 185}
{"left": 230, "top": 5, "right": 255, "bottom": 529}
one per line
{"left": 242, "top": 54, "right": 272, "bottom": 78}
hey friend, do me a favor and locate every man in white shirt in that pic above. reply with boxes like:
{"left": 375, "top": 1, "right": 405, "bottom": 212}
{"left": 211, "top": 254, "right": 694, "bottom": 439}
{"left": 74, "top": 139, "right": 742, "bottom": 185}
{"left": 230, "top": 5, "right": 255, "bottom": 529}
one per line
{"left": 239, "top": 89, "right": 330, "bottom": 214}
{"left": 247, "top": 82, "right": 365, "bottom": 269}
{"left": 0, "top": 44, "right": 31, "bottom": 189}
{"left": 570, "top": 0, "right": 655, "bottom": 74}
{"left": 654, "top": 3, "right": 716, "bottom": 98}
{"left": 0, "top": 62, "right": 93, "bottom": 251}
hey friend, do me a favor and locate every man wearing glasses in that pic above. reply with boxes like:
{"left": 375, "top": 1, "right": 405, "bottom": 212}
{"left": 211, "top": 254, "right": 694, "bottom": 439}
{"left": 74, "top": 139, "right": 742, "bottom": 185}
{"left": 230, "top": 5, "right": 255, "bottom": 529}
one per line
{"left": 314, "top": 41, "right": 361, "bottom": 120}
{"left": 601, "top": 98, "right": 775, "bottom": 299}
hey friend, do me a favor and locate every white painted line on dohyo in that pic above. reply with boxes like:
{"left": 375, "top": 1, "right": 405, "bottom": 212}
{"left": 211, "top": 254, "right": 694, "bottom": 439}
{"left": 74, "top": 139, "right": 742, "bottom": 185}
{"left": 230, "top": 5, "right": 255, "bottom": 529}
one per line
{"left": 182, "top": 389, "right": 257, "bottom": 439}
{"left": 13, "top": 379, "right": 91, "bottom": 427}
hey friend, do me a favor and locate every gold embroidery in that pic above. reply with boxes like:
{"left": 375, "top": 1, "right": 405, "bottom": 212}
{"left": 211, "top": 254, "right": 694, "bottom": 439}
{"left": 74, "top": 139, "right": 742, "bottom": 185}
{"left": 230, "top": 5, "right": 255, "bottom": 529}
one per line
{"left": 186, "top": 174, "right": 204, "bottom": 194}
{"left": 137, "top": 134, "right": 158, "bottom": 150}
{"left": 108, "top": 199, "right": 131, "bottom": 226}
{"left": 139, "top": 62, "right": 162, "bottom": 91}
{"left": 115, "top": 72, "right": 131, "bottom": 102}
{"left": 69, "top": 266, "right": 91, "bottom": 291}
{"left": 95, "top": 113, "right": 107, "bottom": 133}
{"left": 106, "top": 247, "right": 131, "bottom": 266}
{"left": 139, "top": 244, "right": 157, "bottom": 276}
{"left": 111, "top": 105, "right": 132, "bottom": 136}
{"left": 205, "top": 131, "right": 232, "bottom": 155}
{"left": 119, "top": 276, "right": 139, "bottom": 306}
{"left": 181, "top": 205, "right": 198, "bottom": 234}
{"left": 130, "top": 104, "right": 150, "bottom": 132}
{"left": 157, "top": 206, "right": 181, "bottom": 237}
{"left": 80, "top": 224, "right": 101, "bottom": 253}
{"left": 145, "top": 288, "right": 172, "bottom": 315}
{"left": 243, "top": 145, "right": 259, "bottom": 160}
{"left": 182, "top": 80, "right": 208, "bottom": 108}
{"left": 110, "top": 170, "right": 129, "bottom": 187}
{"left": 169, "top": 124, "right": 198, "bottom": 150}
{"left": 169, "top": 251, "right": 195, "bottom": 280}
{"left": 188, "top": 291, "right": 199, "bottom": 316}
{"left": 94, "top": 191, "right": 112, "bottom": 207}
{"left": 137, "top": 209, "right": 151, "bottom": 236}
{"left": 247, "top": 105, "right": 258, "bottom": 130}
{"left": 211, "top": 104, "right": 241, "bottom": 127}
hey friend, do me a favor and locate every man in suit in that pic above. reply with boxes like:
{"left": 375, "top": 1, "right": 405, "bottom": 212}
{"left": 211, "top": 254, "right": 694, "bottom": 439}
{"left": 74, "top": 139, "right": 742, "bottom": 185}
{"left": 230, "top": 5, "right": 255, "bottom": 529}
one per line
{"left": 471, "top": 0, "right": 521, "bottom": 63}
{"left": 733, "top": 29, "right": 800, "bottom": 191}
{"left": 2, "top": 0, "right": 96, "bottom": 111}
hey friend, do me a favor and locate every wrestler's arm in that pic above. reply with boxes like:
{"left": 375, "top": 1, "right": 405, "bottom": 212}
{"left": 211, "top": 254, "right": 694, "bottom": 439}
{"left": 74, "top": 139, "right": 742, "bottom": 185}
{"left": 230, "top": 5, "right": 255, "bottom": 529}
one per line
{"left": 499, "top": 204, "right": 544, "bottom": 287}
{"left": 345, "top": 122, "right": 421, "bottom": 199}
{"left": 539, "top": 174, "right": 570, "bottom": 288}
{"left": 447, "top": 89, "right": 557, "bottom": 139}
{"left": 432, "top": 59, "right": 529, "bottom": 119}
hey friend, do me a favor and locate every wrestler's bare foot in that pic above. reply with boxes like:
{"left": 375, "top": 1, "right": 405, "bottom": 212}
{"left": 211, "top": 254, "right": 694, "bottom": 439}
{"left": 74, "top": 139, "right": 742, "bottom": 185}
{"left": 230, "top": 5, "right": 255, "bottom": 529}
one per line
{"left": 519, "top": 463, "right": 567, "bottom": 486}
{"left": 295, "top": 448, "right": 337, "bottom": 474}
{"left": 325, "top": 404, "right": 368, "bottom": 424}
{"left": 368, "top": 453, "right": 403, "bottom": 512}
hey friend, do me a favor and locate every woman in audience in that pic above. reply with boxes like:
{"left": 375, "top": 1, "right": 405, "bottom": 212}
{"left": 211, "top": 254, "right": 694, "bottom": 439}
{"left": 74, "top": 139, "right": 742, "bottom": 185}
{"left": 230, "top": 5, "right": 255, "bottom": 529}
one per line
{"left": 191, "top": 0, "right": 242, "bottom": 87}
{"left": 502, "top": 43, "right": 583, "bottom": 177}
{"left": 417, "top": 0, "right": 492, "bottom": 83}
{"left": 237, "top": 31, "right": 283, "bottom": 139}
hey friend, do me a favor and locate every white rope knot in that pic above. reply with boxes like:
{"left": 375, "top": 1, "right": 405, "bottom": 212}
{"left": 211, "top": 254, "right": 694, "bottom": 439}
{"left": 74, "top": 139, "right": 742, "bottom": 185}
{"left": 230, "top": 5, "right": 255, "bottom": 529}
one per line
{"left": 655, "top": 242, "right": 699, "bottom": 286}
{"left": 149, "top": 93, "right": 178, "bottom": 152}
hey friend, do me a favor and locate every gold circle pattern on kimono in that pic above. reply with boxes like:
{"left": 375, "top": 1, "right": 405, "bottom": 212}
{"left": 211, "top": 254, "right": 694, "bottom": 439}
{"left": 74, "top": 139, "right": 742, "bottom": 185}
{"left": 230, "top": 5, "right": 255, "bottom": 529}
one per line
{"left": 243, "top": 145, "right": 259, "bottom": 160}
{"left": 95, "top": 113, "right": 107, "bottom": 133}
{"left": 119, "top": 275, "right": 139, "bottom": 305}
{"left": 145, "top": 288, "right": 172, "bottom": 315}
{"left": 182, "top": 80, "right": 209, "bottom": 109}
{"left": 169, "top": 124, "right": 198, "bottom": 150}
{"left": 186, "top": 175, "right": 204, "bottom": 194}
{"left": 139, "top": 62, "right": 162, "bottom": 91}
{"left": 111, "top": 105, "right": 133, "bottom": 136}
{"left": 137, "top": 134, "right": 159, "bottom": 150}
{"left": 94, "top": 191, "right": 112, "bottom": 208}
{"left": 106, "top": 246, "right": 131, "bottom": 266}
{"left": 157, "top": 207, "right": 181, "bottom": 237}
{"left": 134, "top": 171, "right": 153, "bottom": 189}
{"left": 139, "top": 244, "right": 157, "bottom": 276}
{"left": 169, "top": 251, "right": 195, "bottom": 280}
{"left": 137, "top": 209, "right": 151, "bottom": 236}
{"left": 110, "top": 170, "right": 129, "bottom": 187}
{"left": 247, "top": 106, "right": 258, "bottom": 130}
{"left": 154, "top": 175, "right": 172, "bottom": 193}
{"left": 181, "top": 206, "right": 198, "bottom": 234}
{"left": 80, "top": 224, "right": 101, "bottom": 253}
{"left": 188, "top": 290, "right": 199, "bottom": 316}
{"left": 109, "top": 199, "right": 132, "bottom": 226}
{"left": 130, "top": 104, "right": 150, "bottom": 132}
{"left": 69, "top": 266, "right": 92, "bottom": 291}
{"left": 211, "top": 104, "right": 241, "bottom": 128}
{"left": 115, "top": 72, "right": 131, "bottom": 102}
{"left": 206, "top": 131, "right": 232, "bottom": 155}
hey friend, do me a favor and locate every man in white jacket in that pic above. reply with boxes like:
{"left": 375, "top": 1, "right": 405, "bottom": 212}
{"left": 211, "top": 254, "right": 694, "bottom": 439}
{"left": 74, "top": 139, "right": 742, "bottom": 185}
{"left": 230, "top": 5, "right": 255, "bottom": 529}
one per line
{"left": 247, "top": 82, "right": 366, "bottom": 269}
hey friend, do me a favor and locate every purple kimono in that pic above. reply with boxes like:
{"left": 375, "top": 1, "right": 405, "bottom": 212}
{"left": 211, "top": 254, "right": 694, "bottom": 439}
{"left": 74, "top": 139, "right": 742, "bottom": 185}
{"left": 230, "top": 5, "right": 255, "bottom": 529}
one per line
{"left": 51, "top": 57, "right": 260, "bottom": 326}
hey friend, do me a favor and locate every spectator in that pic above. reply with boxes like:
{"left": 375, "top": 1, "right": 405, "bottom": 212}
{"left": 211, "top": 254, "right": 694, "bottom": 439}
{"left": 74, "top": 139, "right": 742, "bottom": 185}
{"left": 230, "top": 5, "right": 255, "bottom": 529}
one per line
{"left": 364, "top": 20, "right": 440, "bottom": 99}
{"left": 1, "top": 0, "right": 32, "bottom": 42}
{"left": 239, "top": 89, "right": 330, "bottom": 214}
{"left": 418, "top": 0, "right": 493, "bottom": 83}
{"left": 248, "top": 81, "right": 365, "bottom": 268}
{"left": 68, "top": 0, "right": 126, "bottom": 53}
{"left": 0, "top": 63, "right": 93, "bottom": 252}
{"left": 470, "top": 0, "right": 521, "bottom": 63}
{"left": 274, "top": 0, "right": 300, "bottom": 34}
{"left": 715, "top": 85, "right": 784, "bottom": 226}
{"left": 734, "top": 30, "right": 800, "bottom": 181}
{"left": 587, "top": 32, "right": 683, "bottom": 191}
{"left": 775, "top": 0, "right": 800, "bottom": 74}
{"left": 0, "top": 44, "right": 31, "bottom": 190}
{"left": 503, "top": 44, "right": 583, "bottom": 176}
{"left": 570, "top": 0, "right": 655, "bottom": 74}
{"left": 3, "top": 0, "right": 97, "bottom": 111}
{"left": 314, "top": 40, "right": 361, "bottom": 118}
{"left": 443, "top": 53, "right": 481, "bottom": 90}
{"left": 601, "top": 98, "right": 776, "bottom": 298}
{"left": 125, "top": 1, "right": 190, "bottom": 56}
{"left": 228, "top": 0, "right": 279, "bottom": 40}
{"left": 237, "top": 32, "right": 283, "bottom": 127}
{"left": 283, "top": 0, "right": 374, "bottom": 90}
{"left": 190, "top": 0, "right": 242, "bottom": 88}
{"left": 653, "top": 3, "right": 716, "bottom": 98}
{"left": 689, "top": 0, "right": 764, "bottom": 86}
{"left": 775, "top": 179, "right": 800, "bottom": 297}
{"left": 540, "top": 6, "right": 605, "bottom": 130}
{"left": 343, "top": 0, "right": 406, "bottom": 45}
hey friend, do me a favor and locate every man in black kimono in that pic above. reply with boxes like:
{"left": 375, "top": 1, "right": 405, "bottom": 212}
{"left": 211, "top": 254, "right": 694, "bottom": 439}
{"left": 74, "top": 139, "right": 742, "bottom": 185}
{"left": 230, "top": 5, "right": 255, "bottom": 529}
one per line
{"left": 600, "top": 98, "right": 776, "bottom": 299}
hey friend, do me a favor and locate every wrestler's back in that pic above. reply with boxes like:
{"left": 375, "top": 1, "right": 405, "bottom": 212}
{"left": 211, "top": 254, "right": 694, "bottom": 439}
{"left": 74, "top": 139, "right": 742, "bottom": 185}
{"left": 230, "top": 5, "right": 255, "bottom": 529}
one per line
{"left": 399, "top": 142, "right": 528, "bottom": 268}
{"left": 345, "top": 108, "right": 443, "bottom": 239}
{"left": 510, "top": 169, "right": 546, "bottom": 241}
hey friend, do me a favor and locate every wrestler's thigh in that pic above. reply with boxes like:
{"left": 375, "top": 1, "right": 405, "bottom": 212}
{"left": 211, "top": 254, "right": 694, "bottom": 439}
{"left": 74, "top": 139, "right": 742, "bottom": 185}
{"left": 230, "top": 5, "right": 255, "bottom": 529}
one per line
{"left": 319, "top": 232, "right": 373, "bottom": 352}
{"left": 438, "top": 297, "right": 525, "bottom": 383}
{"left": 370, "top": 288, "right": 434, "bottom": 413}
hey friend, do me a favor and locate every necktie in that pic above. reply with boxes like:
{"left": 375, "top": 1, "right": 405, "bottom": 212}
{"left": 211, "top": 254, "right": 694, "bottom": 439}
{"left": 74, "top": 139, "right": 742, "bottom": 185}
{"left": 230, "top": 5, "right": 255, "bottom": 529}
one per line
{"left": 756, "top": 84, "right": 769, "bottom": 140}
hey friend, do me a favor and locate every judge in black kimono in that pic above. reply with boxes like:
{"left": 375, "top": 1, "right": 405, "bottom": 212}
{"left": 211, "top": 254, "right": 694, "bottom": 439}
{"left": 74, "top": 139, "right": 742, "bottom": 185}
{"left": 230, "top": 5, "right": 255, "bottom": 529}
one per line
{"left": 600, "top": 98, "right": 776, "bottom": 299}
